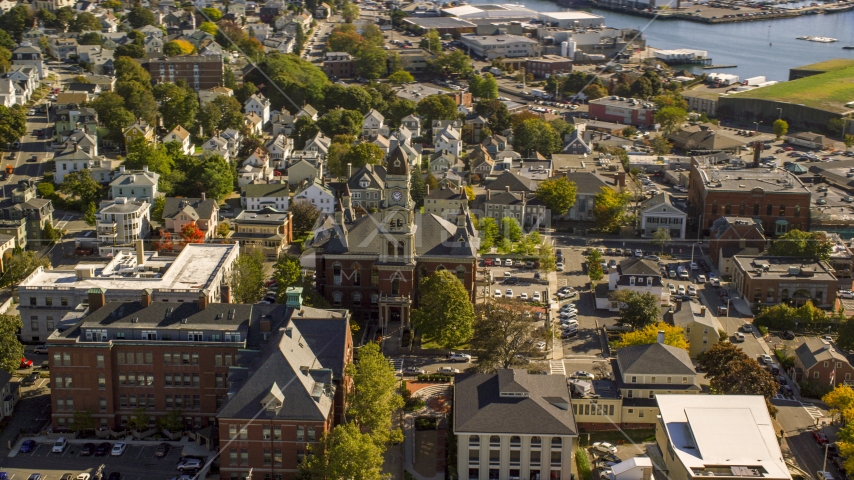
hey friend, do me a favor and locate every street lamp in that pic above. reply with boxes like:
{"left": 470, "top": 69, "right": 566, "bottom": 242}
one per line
{"left": 753, "top": 121, "right": 760, "bottom": 133}
{"left": 776, "top": 107, "right": 782, "bottom": 119}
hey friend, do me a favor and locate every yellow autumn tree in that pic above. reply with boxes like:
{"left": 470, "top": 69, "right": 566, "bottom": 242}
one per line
{"left": 165, "top": 39, "right": 196, "bottom": 55}
{"left": 823, "top": 384, "right": 854, "bottom": 422}
{"left": 613, "top": 322, "right": 689, "bottom": 351}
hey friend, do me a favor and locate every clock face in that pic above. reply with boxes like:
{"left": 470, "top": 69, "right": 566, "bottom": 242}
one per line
{"left": 392, "top": 190, "right": 403, "bottom": 202}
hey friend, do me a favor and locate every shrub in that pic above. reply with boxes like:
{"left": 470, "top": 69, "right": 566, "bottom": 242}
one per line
{"left": 575, "top": 448, "right": 592, "bottom": 480}
{"left": 758, "top": 325, "right": 769, "bottom": 336}
{"left": 414, "top": 417, "right": 437, "bottom": 431}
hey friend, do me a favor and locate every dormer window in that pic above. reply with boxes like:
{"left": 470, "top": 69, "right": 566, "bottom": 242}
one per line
{"left": 629, "top": 276, "right": 635, "bottom": 285}
{"left": 647, "top": 277, "right": 652, "bottom": 285}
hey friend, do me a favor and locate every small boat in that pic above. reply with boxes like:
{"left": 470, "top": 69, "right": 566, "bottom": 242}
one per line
{"left": 844, "top": 45, "right": 854, "bottom": 49}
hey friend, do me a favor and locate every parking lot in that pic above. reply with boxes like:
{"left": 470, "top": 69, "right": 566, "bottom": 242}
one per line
{"left": 4, "top": 440, "right": 200, "bottom": 480}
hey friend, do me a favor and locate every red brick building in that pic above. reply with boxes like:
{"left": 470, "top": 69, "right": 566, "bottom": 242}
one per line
{"left": 143, "top": 55, "right": 224, "bottom": 91}
{"left": 46, "top": 289, "right": 249, "bottom": 431}
{"left": 321, "top": 52, "right": 354, "bottom": 78}
{"left": 688, "top": 156, "right": 812, "bottom": 236}
{"left": 793, "top": 337, "right": 854, "bottom": 386}
{"left": 311, "top": 146, "right": 478, "bottom": 327}
{"left": 708, "top": 216, "right": 767, "bottom": 275}
{"left": 587, "top": 96, "right": 655, "bottom": 127}
{"left": 732, "top": 255, "right": 838, "bottom": 310}
{"left": 526, "top": 55, "right": 572, "bottom": 79}
{"left": 217, "top": 294, "right": 352, "bottom": 480}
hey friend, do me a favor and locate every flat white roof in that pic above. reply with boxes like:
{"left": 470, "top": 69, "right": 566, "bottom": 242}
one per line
{"left": 20, "top": 243, "right": 238, "bottom": 292}
{"left": 656, "top": 395, "right": 791, "bottom": 480}
{"left": 539, "top": 11, "right": 604, "bottom": 20}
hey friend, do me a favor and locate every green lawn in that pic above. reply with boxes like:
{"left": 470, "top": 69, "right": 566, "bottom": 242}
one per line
{"left": 793, "top": 59, "right": 854, "bottom": 72}
{"left": 730, "top": 64, "right": 854, "bottom": 113}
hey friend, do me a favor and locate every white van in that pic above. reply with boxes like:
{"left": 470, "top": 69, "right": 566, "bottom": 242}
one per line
{"left": 52, "top": 437, "right": 68, "bottom": 453}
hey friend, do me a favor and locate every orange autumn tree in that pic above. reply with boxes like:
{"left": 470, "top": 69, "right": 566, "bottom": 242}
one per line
{"left": 154, "top": 230, "right": 173, "bottom": 251}
{"left": 180, "top": 222, "right": 205, "bottom": 245}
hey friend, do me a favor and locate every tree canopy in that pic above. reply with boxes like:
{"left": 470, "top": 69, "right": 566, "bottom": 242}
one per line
{"left": 614, "top": 322, "right": 688, "bottom": 350}
{"left": 345, "top": 342, "right": 404, "bottom": 445}
{"left": 609, "top": 290, "right": 660, "bottom": 330}
{"left": 767, "top": 229, "right": 833, "bottom": 260}
{"left": 535, "top": 177, "right": 577, "bottom": 216}
{"left": 698, "top": 342, "right": 778, "bottom": 415}
{"left": 512, "top": 118, "right": 562, "bottom": 156}
{"left": 471, "top": 299, "right": 540, "bottom": 372}
{"left": 0, "top": 314, "right": 24, "bottom": 373}
{"left": 229, "top": 251, "right": 267, "bottom": 304}
{"left": 412, "top": 270, "right": 475, "bottom": 349}
{"left": 593, "top": 187, "right": 631, "bottom": 232}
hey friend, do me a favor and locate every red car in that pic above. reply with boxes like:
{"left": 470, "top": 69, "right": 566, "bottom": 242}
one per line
{"left": 813, "top": 431, "right": 829, "bottom": 445}
{"left": 483, "top": 258, "right": 493, "bottom": 266}
{"left": 19, "top": 357, "right": 32, "bottom": 368}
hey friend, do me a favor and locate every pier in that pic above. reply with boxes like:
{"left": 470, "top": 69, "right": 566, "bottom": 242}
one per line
{"left": 703, "top": 64, "right": 738, "bottom": 69}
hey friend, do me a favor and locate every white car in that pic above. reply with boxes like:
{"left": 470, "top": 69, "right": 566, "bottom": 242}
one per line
{"left": 111, "top": 442, "right": 127, "bottom": 456}
{"left": 449, "top": 353, "right": 472, "bottom": 362}
{"left": 687, "top": 285, "right": 697, "bottom": 296}
{"left": 696, "top": 275, "right": 706, "bottom": 283}
{"left": 438, "top": 366, "right": 460, "bottom": 374}
{"left": 505, "top": 289, "right": 513, "bottom": 298}
{"left": 556, "top": 262, "right": 564, "bottom": 271}
{"left": 536, "top": 341, "right": 547, "bottom": 350}
{"left": 505, "top": 259, "right": 513, "bottom": 267}
{"left": 690, "top": 262, "right": 698, "bottom": 270}
{"left": 532, "top": 292, "right": 541, "bottom": 302}
{"left": 760, "top": 354, "right": 774, "bottom": 364}
{"left": 839, "top": 290, "right": 854, "bottom": 299}
{"left": 573, "top": 371, "right": 595, "bottom": 380}
{"left": 520, "top": 292, "right": 529, "bottom": 301}
{"left": 52, "top": 437, "right": 68, "bottom": 453}
{"left": 677, "top": 285, "right": 686, "bottom": 295}
{"left": 561, "top": 318, "right": 578, "bottom": 327}
{"left": 77, "top": 475, "right": 90, "bottom": 480}
{"left": 494, "top": 289, "right": 503, "bottom": 298}
{"left": 667, "top": 283, "right": 676, "bottom": 294}
{"left": 592, "top": 441, "right": 618, "bottom": 455}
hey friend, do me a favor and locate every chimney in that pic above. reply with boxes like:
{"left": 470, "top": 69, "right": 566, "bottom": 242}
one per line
{"left": 426, "top": 185, "right": 430, "bottom": 195}
{"left": 120, "top": 165, "right": 126, "bottom": 174}
{"left": 220, "top": 284, "right": 232, "bottom": 304}
{"left": 260, "top": 316, "right": 271, "bottom": 333}
{"left": 700, "top": 305, "right": 706, "bottom": 315}
{"left": 74, "top": 143, "right": 79, "bottom": 152}
{"left": 198, "top": 289, "right": 208, "bottom": 310}
{"left": 657, "top": 330, "right": 665, "bottom": 344}
{"left": 141, "top": 289, "right": 152, "bottom": 307}
{"left": 617, "top": 172, "right": 626, "bottom": 188}
{"left": 487, "top": 189, "right": 491, "bottom": 200}
{"left": 136, "top": 239, "right": 145, "bottom": 265}
{"left": 505, "top": 186, "right": 510, "bottom": 192}
{"left": 88, "top": 288, "right": 106, "bottom": 312}
{"left": 201, "top": 192, "right": 206, "bottom": 201}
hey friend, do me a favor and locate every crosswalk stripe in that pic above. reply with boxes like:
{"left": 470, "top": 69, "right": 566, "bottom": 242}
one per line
{"left": 550, "top": 360, "right": 566, "bottom": 376}
{"left": 801, "top": 402, "right": 824, "bottom": 419}
{"left": 388, "top": 358, "right": 403, "bottom": 374}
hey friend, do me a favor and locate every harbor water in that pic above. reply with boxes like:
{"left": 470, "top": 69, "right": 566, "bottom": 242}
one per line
{"left": 469, "top": 0, "right": 854, "bottom": 80}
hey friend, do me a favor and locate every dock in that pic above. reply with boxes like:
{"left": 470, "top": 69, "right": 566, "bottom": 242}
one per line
{"left": 703, "top": 64, "right": 738, "bottom": 69}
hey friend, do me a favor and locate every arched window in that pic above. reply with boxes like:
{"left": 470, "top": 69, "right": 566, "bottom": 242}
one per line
{"left": 456, "top": 265, "right": 466, "bottom": 282}
{"left": 352, "top": 264, "right": 361, "bottom": 286}
{"left": 725, "top": 203, "right": 731, "bottom": 215}
{"left": 436, "top": 265, "right": 446, "bottom": 272}
{"left": 531, "top": 437, "right": 541, "bottom": 447}
{"left": 332, "top": 292, "right": 342, "bottom": 305}
{"left": 551, "top": 438, "right": 562, "bottom": 447}
{"left": 397, "top": 241, "right": 404, "bottom": 256}
{"left": 387, "top": 241, "right": 395, "bottom": 256}
{"left": 333, "top": 263, "right": 342, "bottom": 285}
{"left": 396, "top": 218, "right": 402, "bottom": 228}
{"left": 711, "top": 202, "right": 718, "bottom": 215}
{"left": 371, "top": 266, "right": 378, "bottom": 286}
{"left": 754, "top": 203, "right": 760, "bottom": 215}
{"left": 392, "top": 279, "right": 400, "bottom": 295}
{"left": 795, "top": 205, "right": 801, "bottom": 217}
{"left": 489, "top": 436, "right": 500, "bottom": 447}
{"left": 780, "top": 204, "right": 786, "bottom": 216}
{"left": 469, "top": 436, "right": 480, "bottom": 448}
{"left": 352, "top": 292, "right": 361, "bottom": 306}
{"left": 510, "top": 436, "right": 521, "bottom": 447}
{"left": 767, "top": 203, "right": 773, "bottom": 216}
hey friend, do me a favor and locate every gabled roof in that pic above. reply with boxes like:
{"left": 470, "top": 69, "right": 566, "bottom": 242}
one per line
{"left": 565, "top": 171, "right": 608, "bottom": 195}
{"left": 617, "top": 342, "right": 696, "bottom": 376}
{"left": 162, "top": 197, "right": 218, "bottom": 221}
{"left": 486, "top": 170, "right": 536, "bottom": 192}
{"left": 641, "top": 193, "right": 686, "bottom": 214}
{"left": 243, "top": 183, "right": 290, "bottom": 198}
{"left": 165, "top": 125, "right": 191, "bottom": 140}
{"left": 795, "top": 337, "right": 850, "bottom": 370}
{"left": 364, "top": 108, "right": 384, "bottom": 124}
{"left": 109, "top": 170, "right": 159, "bottom": 187}
{"left": 618, "top": 257, "right": 660, "bottom": 276}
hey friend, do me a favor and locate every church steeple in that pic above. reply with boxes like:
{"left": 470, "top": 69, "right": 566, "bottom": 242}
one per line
{"left": 384, "top": 146, "right": 412, "bottom": 210}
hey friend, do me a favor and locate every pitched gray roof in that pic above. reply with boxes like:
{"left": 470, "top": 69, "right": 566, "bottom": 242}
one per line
{"left": 242, "top": 184, "right": 290, "bottom": 198}
{"left": 162, "top": 198, "right": 218, "bottom": 221}
{"left": 566, "top": 171, "right": 609, "bottom": 195}
{"left": 619, "top": 258, "right": 659, "bottom": 276}
{"left": 80, "top": 301, "right": 252, "bottom": 330}
{"left": 616, "top": 343, "right": 696, "bottom": 376}
{"left": 486, "top": 171, "right": 536, "bottom": 193}
{"left": 454, "top": 369, "right": 577, "bottom": 435}
{"left": 795, "top": 338, "right": 849, "bottom": 370}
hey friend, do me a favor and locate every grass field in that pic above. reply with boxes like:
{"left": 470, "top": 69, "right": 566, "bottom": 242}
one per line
{"left": 792, "top": 59, "right": 854, "bottom": 72}
{"left": 730, "top": 64, "right": 854, "bottom": 113}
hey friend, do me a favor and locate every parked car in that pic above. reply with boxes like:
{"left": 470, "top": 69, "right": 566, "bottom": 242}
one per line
{"left": 494, "top": 290, "right": 502, "bottom": 298}
{"left": 741, "top": 324, "right": 754, "bottom": 332}
{"left": 573, "top": 371, "right": 595, "bottom": 380}
{"left": 404, "top": 366, "right": 426, "bottom": 374}
{"left": 81, "top": 443, "right": 96, "bottom": 456}
{"left": 781, "top": 331, "right": 795, "bottom": 340}
{"left": 19, "top": 357, "right": 33, "bottom": 368}
{"left": 52, "top": 437, "right": 68, "bottom": 453}
{"left": 437, "top": 367, "right": 460, "bottom": 374}
{"left": 33, "top": 345, "right": 48, "bottom": 354}
{"left": 27, "top": 475, "right": 42, "bottom": 480}
{"left": 840, "top": 290, "right": 854, "bottom": 299}
{"left": 19, "top": 440, "right": 36, "bottom": 453}
{"left": 687, "top": 285, "right": 697, "bottom": 296}
{"left": 177, "top": 458, "right": 203, "bottom": 473}
{"left": 760, "top": 354, "right": 774, "bottom": 364}
{"left": 95, "top": 442, "right": 111, "bottom": 456}
{"left": 154, "top": 443, "right": 171, "bottom": 457}
{"left": 111, "top": 443, "right": 127, "bottom": 456}
{"left": 592, "top": 442, "right": 618, "bottom": 455}
{"left": 505, "top": 289, "right": 513, "bottom": 298}
{"left": 107, "top": 473, "right": 120, "bottom": 480}
{"left": 814, "top": 431, "right": 829, "bottom": 445}
{"left": 449, "top": 353, "right": 472, "bottom": 363}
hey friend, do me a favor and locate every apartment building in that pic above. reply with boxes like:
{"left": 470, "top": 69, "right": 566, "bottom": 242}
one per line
{"left": 46, "top": 293, "right": 251, "bottom": 431}
{"left": 321, "top": 52, "right": 354, "bottom": 78}
{"left": 109, "top": 167, "right": 159, "bottom": 203}
{"left": 144, "top": 55, "right": 224, "bottom": 91}
{"left": 231, "top": 207, "right": 293, "bottom": 260}
{"left": 454, "top": 369, "right": 577, "bottom": 480}
{"left": 97, "top": 198, "right": 151, "bottom": 245}
{"left": 162, "top": 195, "right": 220, "bottom": 241}
{"left": 17, "top": 243, "right": 239, "bottom": 342}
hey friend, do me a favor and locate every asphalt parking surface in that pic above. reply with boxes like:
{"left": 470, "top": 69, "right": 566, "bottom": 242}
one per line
{"left": 4, "top": 441, "right": 193, "bottom": 480}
